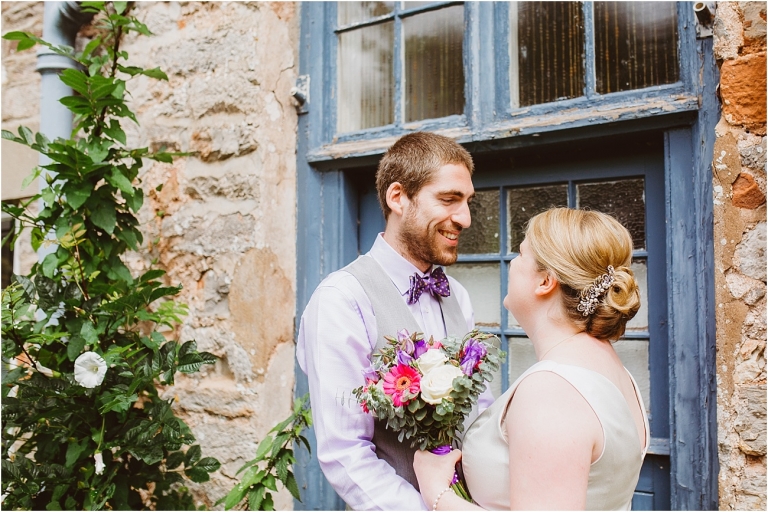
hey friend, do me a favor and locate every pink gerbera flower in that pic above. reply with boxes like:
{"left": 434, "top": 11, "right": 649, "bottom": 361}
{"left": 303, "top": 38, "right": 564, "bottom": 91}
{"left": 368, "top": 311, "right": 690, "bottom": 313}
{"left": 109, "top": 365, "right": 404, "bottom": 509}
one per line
{"left": 382, "top": 364, "right": 421, "bottom": 407}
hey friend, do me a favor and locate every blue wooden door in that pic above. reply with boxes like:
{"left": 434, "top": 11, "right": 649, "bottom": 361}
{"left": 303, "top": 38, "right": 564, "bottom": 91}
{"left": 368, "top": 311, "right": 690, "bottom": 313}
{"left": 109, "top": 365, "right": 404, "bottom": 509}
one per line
{"left": 355, "top": 132, "right": 671, "bottom": 509}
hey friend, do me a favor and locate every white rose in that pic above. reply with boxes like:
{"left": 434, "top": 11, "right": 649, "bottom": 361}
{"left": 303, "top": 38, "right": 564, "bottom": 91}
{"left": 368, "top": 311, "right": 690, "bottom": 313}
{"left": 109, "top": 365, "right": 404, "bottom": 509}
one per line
{"left": 416, "top": 349, "right": 448, "bottom": 375}
{"left": 420, "top": 364, "right": 464, "bottom": 405}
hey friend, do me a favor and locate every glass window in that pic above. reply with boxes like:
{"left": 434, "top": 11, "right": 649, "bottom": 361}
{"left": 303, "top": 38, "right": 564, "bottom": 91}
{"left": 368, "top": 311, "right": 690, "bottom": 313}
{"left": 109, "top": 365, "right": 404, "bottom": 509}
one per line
{"left": 510, "top": 2, "right": 679, "bottom": 108}
{"left": 595, "top": 2, "right": 680, "bottom": 94}
{"left": 459, "top": 189, "right": 500, "bottom": 254}
{"left": 404, "top": 5, "right": 465, "bottom": 122}
{"left": 511, "top": 2, "right": 585, "bottom": 107}
{"left": 336, "top": 2, "right": 465, "bottom": 134}
{"left": 338, "top": 23, "right": 395, "bottom": 132}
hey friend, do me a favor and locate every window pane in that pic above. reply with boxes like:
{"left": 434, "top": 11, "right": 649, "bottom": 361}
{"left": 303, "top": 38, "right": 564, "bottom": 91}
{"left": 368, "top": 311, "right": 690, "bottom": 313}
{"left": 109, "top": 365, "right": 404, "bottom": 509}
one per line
{"left": 401, "top": 1, "right": 434, "bottom": 10}
{"left": 507, "top": 184, "right": 569, "bottom": 254}
{"left": 338, "top": 23, "right": 395, "bottom": 133}
{"left": 508, "top": 336, "right": 650, "bottom": 414}
{"left": 338, "top": 2, "right": 394, "bottom": 26}
{"left": 444, "top": 262, "right": 501, "bottom": 329}
{"left": 459, "top": 189, "right": 500, "bottom": 254}
{"left": 613, "top": 338, "right": 651, "bottom": 414}
{"left": 508, "top": 336, "right": 537, "bottom": 388}
{"left": 626, "top": 259, "right": 649, "bottom": 333}
{"left": 595, "top": 2, "right": 679, "bottom": 94}
{"left": 404, "top": 5, "right": 465, "bottom": 122}
{"left": 512, "top": 2, "right": 585, "bottom": 107}
{"left": 576, "top": 178, "right": 646, "bottom": 250}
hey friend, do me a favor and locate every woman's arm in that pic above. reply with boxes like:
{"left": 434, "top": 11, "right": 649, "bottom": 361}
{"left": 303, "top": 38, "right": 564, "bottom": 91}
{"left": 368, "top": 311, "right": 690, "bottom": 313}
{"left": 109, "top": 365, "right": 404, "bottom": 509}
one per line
{"left": 413, "top": 450, "right": 484, "bottom": 511}
{"left": 505, "top": 371, "right": 602, "bottom": 510}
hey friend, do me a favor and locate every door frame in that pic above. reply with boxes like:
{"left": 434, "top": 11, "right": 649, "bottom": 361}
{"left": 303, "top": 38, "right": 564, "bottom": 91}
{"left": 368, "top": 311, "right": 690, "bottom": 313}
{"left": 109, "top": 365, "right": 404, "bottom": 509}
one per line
{"left": 294, "top": 2, "right": 719, "bottom": 509}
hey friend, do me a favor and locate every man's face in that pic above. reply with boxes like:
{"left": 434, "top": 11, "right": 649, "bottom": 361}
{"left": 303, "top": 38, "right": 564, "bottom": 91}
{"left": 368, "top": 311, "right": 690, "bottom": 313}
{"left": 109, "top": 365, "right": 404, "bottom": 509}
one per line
{"left": 397, "top": 163, "right": 474, "bottom": 269}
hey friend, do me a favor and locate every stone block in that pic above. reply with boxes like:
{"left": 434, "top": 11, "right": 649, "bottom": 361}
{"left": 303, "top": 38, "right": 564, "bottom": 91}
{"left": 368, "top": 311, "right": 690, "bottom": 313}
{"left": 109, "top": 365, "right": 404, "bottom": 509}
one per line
{"left": 740, "top": 135, "right": 767, "bottom": 170}
{"left": 733, "top": 173, "right": 767, "bottom": 208}
{"left": 736, "top": 386, "right": 767, "bottom": 451}
{"left": 742, "top": 2, "right": 767, "bottom": 52}
{"left": 726, "top": 271, "right": 767, "bottom": 305}
{"left": 229, "top": 248, "right": 294, "bottom": 381}
{"left": 714, "top": 2, "right": 745, "bottom": 61}
{"left": 720, "top": 52, "right": 767, "bottom": 135}
{"left": 735, "top": 222, "right": 767, "bottom": 281}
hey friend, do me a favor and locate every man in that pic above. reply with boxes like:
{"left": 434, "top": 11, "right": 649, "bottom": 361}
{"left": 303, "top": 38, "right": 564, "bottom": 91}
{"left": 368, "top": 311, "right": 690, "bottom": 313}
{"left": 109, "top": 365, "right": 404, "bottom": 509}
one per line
{"left": 296, "top": 132, "right": 494, "bottom": 510}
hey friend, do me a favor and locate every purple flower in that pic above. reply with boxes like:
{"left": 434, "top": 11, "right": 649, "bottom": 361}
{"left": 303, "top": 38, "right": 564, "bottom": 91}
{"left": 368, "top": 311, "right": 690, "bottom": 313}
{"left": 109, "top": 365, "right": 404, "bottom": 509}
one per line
{"left": 396, "top": 349, "right": 414, "bottom": 366}
{"left": 459, "top": 338, "right": 487, "bottom": 376}
{"left": 397, "top": 329, "right": 414, "bottom": 355}
{"left": 362, "top": 364, "right": 380, "bottom": 383}
{"left": 413, "top": 339, "right": 429, "bottom": 359}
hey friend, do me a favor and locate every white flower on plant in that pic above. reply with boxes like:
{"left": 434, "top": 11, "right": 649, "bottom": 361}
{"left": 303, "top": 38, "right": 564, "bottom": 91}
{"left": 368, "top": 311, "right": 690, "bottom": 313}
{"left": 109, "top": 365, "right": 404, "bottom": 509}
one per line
{"left": 420, "top": 364, "right": 464, "bottom": 405}
{"left": 94, "top": 451, "right": 105, "bottom": 475}
{"left": 74, "top": 352, "right": 107, "bottom": 388}
{"left": 35, "top": 361, "right": 55, "bottom": 378}
{"left": 415, "top": 349, "right": 448, "bottom": 375}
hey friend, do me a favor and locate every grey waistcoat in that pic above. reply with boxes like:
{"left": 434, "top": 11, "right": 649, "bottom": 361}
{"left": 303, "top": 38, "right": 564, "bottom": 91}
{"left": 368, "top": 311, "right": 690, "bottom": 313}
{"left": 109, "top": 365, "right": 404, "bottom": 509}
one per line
{"left": 344, "top": 254, "right": 467, "bottom": 490}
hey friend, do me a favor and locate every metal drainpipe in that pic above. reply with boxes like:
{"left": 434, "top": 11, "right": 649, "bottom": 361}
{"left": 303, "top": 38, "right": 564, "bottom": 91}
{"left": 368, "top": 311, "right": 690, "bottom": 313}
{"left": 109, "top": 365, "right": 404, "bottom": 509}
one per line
{"left": 35, "top": 1, "right": 93, "bottom": 259}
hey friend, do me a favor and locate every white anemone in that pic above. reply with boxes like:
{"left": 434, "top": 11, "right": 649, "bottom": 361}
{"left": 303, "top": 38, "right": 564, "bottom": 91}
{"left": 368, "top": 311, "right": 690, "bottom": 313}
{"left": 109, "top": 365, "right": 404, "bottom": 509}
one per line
{"left": 74, "top": 352, "right": 107, "bottom": 388}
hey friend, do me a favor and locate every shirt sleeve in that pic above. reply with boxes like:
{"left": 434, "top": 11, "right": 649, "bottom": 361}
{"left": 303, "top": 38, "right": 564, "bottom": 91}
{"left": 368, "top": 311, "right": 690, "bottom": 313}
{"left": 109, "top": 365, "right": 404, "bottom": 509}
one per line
{"left": 296, "top": 273, "right": 428, "bottom": 511}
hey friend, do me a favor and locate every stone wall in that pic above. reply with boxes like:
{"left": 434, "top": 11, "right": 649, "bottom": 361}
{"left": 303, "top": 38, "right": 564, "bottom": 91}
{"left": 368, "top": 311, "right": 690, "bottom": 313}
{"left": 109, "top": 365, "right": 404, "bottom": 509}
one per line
{"left": 713, "top": 2, "right": 767, "bottom": 510}
{"left": 114, "top": 2, "right": 300, "bottom": 507}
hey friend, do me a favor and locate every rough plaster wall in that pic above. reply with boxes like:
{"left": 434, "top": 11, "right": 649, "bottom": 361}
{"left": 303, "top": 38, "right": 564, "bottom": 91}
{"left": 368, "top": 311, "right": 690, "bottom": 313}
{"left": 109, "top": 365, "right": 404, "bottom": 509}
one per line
{"left": 713, "top": 2, "right": 767, "bottom": 510}
{"left": 1, "top": 1, "right": 42, "bottom": 271}
{"left": 106, "top": 2, "right": 299, "bottom": 508}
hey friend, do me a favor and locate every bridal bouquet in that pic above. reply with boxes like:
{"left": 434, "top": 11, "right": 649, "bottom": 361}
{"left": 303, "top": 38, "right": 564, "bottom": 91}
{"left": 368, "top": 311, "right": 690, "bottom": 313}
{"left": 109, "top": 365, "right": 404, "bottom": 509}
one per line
{"left": 353, "top": 328, "right": 503, "bottom": 501}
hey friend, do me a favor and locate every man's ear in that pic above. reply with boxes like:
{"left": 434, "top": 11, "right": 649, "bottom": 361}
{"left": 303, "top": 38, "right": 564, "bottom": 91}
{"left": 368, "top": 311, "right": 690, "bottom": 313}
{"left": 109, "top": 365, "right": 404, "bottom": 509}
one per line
{"left": 386, "top": 182, "right": 407, "bottom": 217}
{"left": 534, "top": 271, "right": 558, "bottom": 297}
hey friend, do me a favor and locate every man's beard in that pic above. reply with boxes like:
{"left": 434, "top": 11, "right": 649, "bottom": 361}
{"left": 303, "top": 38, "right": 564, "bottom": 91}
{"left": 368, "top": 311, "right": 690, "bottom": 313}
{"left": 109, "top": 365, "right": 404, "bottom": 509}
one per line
{"left": 398, "top": 208, "right": 461, "bottom": 268}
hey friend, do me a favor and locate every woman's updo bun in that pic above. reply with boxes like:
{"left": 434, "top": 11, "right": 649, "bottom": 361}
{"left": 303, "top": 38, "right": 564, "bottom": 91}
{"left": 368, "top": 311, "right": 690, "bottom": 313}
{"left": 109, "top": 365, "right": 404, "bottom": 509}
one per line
{"left": 525, "top": 208, "right": 641, "bottom": 342}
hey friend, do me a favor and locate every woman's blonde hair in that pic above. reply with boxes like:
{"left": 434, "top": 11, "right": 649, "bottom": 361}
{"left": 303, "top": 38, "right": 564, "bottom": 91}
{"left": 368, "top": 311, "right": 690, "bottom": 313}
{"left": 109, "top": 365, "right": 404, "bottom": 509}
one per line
{"left": 525, "top": 208, "right": 641, "bottom": 341}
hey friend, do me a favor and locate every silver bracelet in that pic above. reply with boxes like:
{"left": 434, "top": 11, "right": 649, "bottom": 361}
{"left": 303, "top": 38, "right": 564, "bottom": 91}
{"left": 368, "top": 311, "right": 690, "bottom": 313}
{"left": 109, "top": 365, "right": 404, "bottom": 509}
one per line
{"left": 432, "top": 486, "right": 452, "bottom": 511}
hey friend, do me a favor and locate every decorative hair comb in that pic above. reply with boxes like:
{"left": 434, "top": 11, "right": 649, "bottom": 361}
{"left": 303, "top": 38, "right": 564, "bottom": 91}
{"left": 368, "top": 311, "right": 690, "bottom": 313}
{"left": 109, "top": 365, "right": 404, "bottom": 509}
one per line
{"left": 577, "top": 265, "right": 615, "bottom": 316}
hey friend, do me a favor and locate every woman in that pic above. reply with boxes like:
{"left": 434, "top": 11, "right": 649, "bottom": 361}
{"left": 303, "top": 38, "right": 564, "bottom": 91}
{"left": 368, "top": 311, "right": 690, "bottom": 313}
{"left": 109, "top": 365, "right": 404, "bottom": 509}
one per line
{"left": 414, "top": 208, "right": 649, "bottom": 510}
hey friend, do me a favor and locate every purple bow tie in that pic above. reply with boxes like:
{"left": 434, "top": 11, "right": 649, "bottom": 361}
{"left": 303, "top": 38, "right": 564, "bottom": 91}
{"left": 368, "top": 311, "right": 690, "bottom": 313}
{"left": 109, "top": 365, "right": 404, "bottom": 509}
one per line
{"left": 407, "top": 267, "right": 451, "bottom": 305}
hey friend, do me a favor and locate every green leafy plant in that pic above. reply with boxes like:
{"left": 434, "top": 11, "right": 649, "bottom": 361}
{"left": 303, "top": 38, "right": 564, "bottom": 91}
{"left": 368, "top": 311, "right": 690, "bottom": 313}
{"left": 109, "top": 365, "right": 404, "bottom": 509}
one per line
{"left": 219, "top": 395, "right": 312, "bottom": 511}
{"left": 1, "top": 2, "right": 220, "bottom": 509}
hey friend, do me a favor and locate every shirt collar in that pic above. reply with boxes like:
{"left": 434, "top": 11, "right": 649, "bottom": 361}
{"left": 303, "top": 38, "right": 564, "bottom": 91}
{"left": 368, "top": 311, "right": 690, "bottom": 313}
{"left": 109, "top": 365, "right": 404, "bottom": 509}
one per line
{"left": 369, "top": 233, "right": 435, "bottom": 296}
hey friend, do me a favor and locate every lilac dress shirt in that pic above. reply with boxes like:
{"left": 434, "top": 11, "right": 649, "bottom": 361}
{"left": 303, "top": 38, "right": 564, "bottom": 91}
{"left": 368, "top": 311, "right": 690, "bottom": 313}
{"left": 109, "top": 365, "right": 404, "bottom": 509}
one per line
{"left": 296, "top": 234, "right": 494, "bottom": 510}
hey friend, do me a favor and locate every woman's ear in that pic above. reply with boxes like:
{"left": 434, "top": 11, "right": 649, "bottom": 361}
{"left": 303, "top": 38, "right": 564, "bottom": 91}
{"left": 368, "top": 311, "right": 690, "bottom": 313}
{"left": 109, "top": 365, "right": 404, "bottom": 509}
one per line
{"left": 386, "top": 182, "right": 407, "bottom": 217}
{"left": 534, "top": 271, "right": 558, "bottom": 297}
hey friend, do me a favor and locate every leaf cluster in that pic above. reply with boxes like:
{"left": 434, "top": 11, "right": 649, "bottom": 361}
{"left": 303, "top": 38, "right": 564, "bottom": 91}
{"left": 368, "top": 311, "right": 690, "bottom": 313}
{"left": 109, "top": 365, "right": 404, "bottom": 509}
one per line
{"left": 353, "top": 330, "right": 504, "bottom": 450}
{"left": 1, "top": 2, "right": 218, "bottom": 510}
{"left": 218, "top": 395, "right": 313, "bottom": 511}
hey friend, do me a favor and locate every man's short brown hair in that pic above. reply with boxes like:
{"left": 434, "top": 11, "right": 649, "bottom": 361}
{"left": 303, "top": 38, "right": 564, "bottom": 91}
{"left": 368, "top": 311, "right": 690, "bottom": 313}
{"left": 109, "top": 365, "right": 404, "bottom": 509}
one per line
{"left": 375, "top": 132, "right": 474, "bottom": 219}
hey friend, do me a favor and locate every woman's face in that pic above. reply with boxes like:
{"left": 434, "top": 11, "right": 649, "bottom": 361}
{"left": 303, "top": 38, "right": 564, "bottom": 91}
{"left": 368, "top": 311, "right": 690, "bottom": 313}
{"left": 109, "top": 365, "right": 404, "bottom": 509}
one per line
{"left": 503, "top": 238, "right": 545, "bottom": 318}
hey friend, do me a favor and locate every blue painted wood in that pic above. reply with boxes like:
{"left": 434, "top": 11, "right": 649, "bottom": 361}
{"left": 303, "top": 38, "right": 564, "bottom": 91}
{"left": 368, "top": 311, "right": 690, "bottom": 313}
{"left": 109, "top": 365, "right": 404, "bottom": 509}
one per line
{"left": 491, "top": 2, "right": 511, "bottom": 120}
{"left": 663, "top": 19, "right": 719, "bottom": 508}
{"left": 583, "top": 2, "right": 597, "bottom": 97}
{"left": 294, "top": 2, "right": 345, "bottom": 510}
{"left": 465, "top": 2, "right": 480, "bottom": 131}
